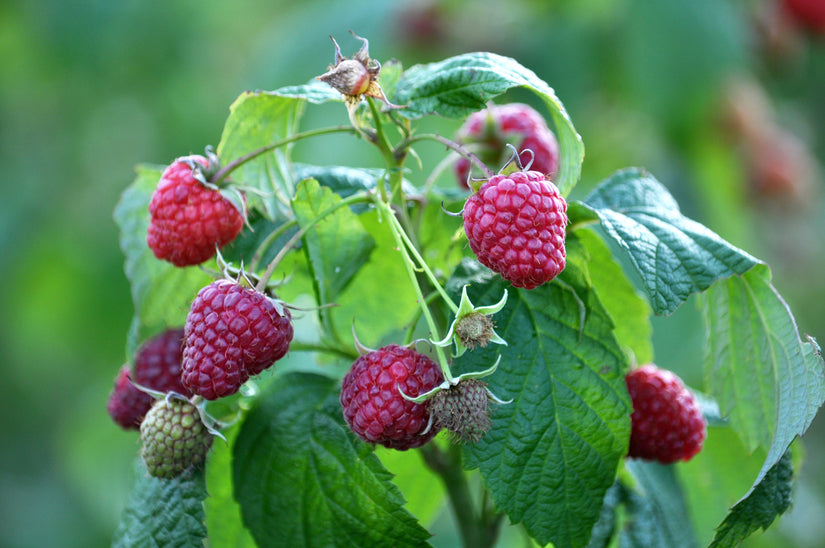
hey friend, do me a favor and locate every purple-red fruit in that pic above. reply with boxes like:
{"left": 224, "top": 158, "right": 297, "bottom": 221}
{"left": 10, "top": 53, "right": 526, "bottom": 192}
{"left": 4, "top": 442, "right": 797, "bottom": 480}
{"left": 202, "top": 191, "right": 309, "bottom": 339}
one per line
{"left": 463, "top": 170, "right": 568, "bottom": 289}
{"left": 181, "top": 280, "right": 293, "bottom": 400}
{"left": 625, "top": 364, "right": 707, "bottom": 464}
{"left": 107, "top": 328, "right": 190, "bottom": 430}
{"left": 782, "top": 0, "right": 825, "bottom": 33}
{"left": 454, "top": 103, "right": 559, "bottom": 187}
{"left": 147, "top": 155, "right": 244, "bottom": 267}
{"left": 341, "top": 344, "right": 443, "bottom": 450}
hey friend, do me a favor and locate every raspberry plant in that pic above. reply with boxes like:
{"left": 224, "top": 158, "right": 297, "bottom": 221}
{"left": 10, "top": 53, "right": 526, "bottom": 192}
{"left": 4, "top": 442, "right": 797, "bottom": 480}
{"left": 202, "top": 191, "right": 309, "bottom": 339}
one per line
{"left": 111, "top": 34, "right": 825, "bottom": 547}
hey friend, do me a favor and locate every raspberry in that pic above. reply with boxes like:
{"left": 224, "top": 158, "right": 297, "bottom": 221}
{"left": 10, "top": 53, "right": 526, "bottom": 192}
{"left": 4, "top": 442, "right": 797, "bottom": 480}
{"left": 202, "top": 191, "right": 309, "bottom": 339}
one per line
{"left": 107, "top": 365, "right": 153, "bottom": 430}
{"left": 106, "top": 328, "right": 191, "bottom": 430}
{"left": 454, "top": 103, "right": 559, "bottom": 187}
{"left": 140, "top": 397, "right": 213, "bottom": 479}
{"left": 463, "top": 170, "right": 568, "bottom": 289}
{"left": 625, "top": 364, "right": 707, "bottom": 464}
{"left": 181, "top": 280, "right": 294, "bottom": 400}
{"left": 430, "top": 379, "right": 491, "bottom": 443}
{"left": 782, "top": 0, "right": 825, "bottom": 33}
{"left": 340, "top": 344, "right": 444, "bottom": 450}
{"left": 147, "top": 155, "right": 244, "bottom": 267}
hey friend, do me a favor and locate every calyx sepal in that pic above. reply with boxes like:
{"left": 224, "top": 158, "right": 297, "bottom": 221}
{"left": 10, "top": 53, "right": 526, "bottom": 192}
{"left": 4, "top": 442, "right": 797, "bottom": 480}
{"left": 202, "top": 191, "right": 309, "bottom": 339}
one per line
{"left": 432, "top": 285, "right": 508, "bottom": 357}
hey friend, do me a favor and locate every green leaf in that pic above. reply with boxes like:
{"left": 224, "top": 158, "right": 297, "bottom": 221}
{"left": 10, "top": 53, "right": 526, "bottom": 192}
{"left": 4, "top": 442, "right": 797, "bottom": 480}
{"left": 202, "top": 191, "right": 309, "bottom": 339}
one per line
{"left": 113, "top": 165, "right": 213, "bottom": 358}
{"left": 205, "top": 424, "right": 256, "bottom": 548}
{"left": 219, "top": 207, "right": 297, "bottom": 268}
{"left": 376, "top": 444, "right": 446, "bottom": 527}
{"left": 701, "top": 265, "right": 825, "bottom": 495}
{"left": 619, "top": 461, "right": 699, "bottom": 548}
{"left": 709, "top": 449, "right": 794, "bottom": 548}
{"left": 454, "top": 259, "right": 631, "bottom": 548}
{"left": 578, "top": 168, "right": 760, "bottom": 316}
{"left": 292, "top": 178, "right": 375, "bottom": 303}
{"left": 292, "top": 163, "right": 416, "bottom": 206}
{"left": 271, "top": 80, "right": 344, "bottom": 104}
{"left": 586, "top": 483, "right": 621, "bottom": 548}
{"left": 216, "top": 90, "right": 305, "bottom": 219}
{"left": 393, "top": 52, "right": 584, "bottom": 197}
{"left": 112, "top": 460, "right": 208, "bottom": 548}
{"left": 233, "top": 372, "right": 431, "bottom": 548}
{"left": 328, "top": 209, "right": 418, "bottom": 347}
{"left": 567, "top": 228, "right": 653, "bottom": 364}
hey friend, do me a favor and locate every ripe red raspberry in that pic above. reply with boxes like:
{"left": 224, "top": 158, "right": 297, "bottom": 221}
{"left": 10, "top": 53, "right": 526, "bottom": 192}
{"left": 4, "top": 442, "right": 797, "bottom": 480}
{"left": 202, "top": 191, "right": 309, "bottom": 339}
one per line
{"left": 147, "top": 155, "right": 244, "bottom": 267}
{"left": 625, "top": 364, "right": 707, "bottom": 464}
{"left": 106, "top": 328, "right": 191, "bottom": 430}
{"left": 340, "top": 344, "right": 443, "bottom": 450}
{"left": 107, "top": 365, "right": 153, "bottom": 430}
{"left": 181, "top": 280, "right": 294, "bottom": 400}
{"left": 463, "top": 170, "right": 568, "bottom": 289}
{"left": 781, "top": 0, "right": 825, "bottom": 33}
{"left": 454, "top": 103, "right": 559, "bottom": 187}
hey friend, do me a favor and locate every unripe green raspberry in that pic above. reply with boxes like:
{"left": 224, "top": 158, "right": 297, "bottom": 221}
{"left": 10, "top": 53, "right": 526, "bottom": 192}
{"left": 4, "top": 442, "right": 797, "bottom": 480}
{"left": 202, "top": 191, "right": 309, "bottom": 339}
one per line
{"left": 140, "top": 397, "right": 213, "bottom": 479}
{"left": 430, "top": 379, "right": 492, "bottom": 443}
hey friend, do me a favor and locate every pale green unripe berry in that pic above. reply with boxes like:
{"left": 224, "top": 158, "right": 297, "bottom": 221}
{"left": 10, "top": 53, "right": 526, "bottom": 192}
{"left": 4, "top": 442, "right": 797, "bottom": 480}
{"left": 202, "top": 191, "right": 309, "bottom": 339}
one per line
{"left": 140, "top": 397, "right": 213, "bottom": 479}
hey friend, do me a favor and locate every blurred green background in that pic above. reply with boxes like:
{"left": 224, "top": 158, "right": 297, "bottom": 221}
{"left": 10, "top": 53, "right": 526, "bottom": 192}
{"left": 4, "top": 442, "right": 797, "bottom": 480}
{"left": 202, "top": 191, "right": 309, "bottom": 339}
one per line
{"left": 2, "top": 0, "right": 824, "bottom": 546}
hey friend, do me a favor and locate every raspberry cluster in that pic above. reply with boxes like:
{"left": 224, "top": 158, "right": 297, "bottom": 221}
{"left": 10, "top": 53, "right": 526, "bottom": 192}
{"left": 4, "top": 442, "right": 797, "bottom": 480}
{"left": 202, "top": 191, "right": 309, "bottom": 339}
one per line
{"left": 340, "top": 345, "right": 443, "bottom": 450}
{"left": 463, "top": 170, "right": 568, "bottom": 289}
{"left": 625, "top": 364, "right": 707, "bottom": 464}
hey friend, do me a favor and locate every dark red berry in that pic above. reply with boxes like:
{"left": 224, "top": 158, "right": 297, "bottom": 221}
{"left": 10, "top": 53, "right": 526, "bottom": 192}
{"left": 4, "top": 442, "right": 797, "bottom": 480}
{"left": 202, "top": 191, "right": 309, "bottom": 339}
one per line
{"left": 625, "top": 364, "right": 707, "bottom": 464}
{"left": 107, "top": 365, "right": 153, "bottom": 430}
{"left": 781, "top": 0, "right": 825, "bottom": 33}
{"left": 454, "top": 103, "right": 559, "bottom": 188}
{"left": 133, "top": 327, "right": 189, "bottom": 394}
{"left": 147, "top": 155, "right": 244, "bottom": 267}
{"left": 463, "top": 170, "right": 568, "bottom": 289}
{"left": 340, "top": 344, "right": 443, "bottom": 450}
{"left": 181, "top": 280, "right": 294, "bottom": 400}
{"left": 106, "top": 328, "right": 190, "bottom": 430}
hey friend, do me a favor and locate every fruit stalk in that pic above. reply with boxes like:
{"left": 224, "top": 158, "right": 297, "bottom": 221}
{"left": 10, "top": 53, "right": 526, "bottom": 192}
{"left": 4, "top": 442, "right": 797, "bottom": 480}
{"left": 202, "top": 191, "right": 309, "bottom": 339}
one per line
{"left": 399, "top": 133, "right": 495, "bottom": 179}
{"left": 420, "top": 443, "right": 502, "bottom": 548}
{"left": 374, "top": 197, "right": 453, "bottom": 379}
{"left": 208, "top": 125, "right": 358, "bottom": 185}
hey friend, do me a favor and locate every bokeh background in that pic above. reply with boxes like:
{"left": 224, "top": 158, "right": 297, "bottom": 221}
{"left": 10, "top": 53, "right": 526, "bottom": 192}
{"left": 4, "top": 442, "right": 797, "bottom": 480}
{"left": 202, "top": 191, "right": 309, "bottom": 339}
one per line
{"left": 2, "top": 0, "right": 824, "bottom": 546}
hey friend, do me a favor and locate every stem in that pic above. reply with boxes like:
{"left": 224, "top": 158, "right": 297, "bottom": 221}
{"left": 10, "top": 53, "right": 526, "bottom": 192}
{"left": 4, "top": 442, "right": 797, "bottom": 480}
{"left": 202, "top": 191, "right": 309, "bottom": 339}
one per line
{"left": 254, "top": 192, "right": 372, "bottom": 292}
{"left": 254, "top": 226, "right": 307, "bottom": 293}
{"left": 249, "top": 219, "right": 297, "bottom": 272}
{"left": 209, "top": 126, "right": 358, "bottom": 185}
{"left": 403, "top": 289, "right": 442, "bottom": 344}
{"left": 374, "top": 197, "right": 452, "bottom": 381}
{"left": 386, "top": 211, "right": 459, "bottom": 316}
{"left": 398, "top": 133, "right": 494, "bottom": 178}
{"left": 422, "top": 150, "right": 462, "bottom": 196}
{"left": 365, "top": 97, "right": 421, "bottom": 248}
{"left": 420, "top": 444, "right": 500, "bottom": 548}
{"left": 366, "top": 98, "right": 393, "bottom": 204}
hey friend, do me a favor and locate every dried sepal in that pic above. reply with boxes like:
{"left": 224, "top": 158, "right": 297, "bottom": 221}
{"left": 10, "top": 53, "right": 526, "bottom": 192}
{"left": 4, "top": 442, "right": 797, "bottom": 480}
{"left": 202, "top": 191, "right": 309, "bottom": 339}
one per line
{"left": 316, "top": 31, "right": 402, "bottom": 130}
